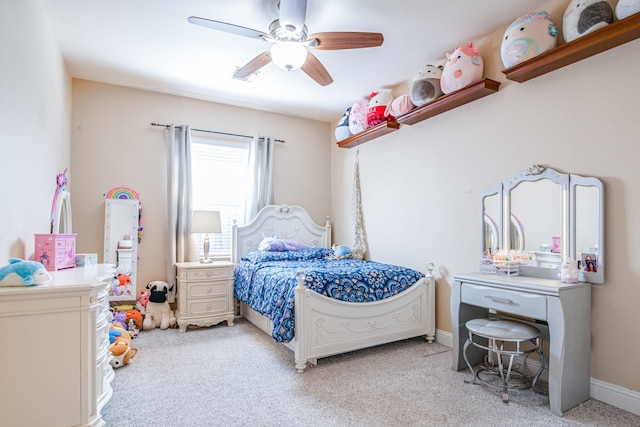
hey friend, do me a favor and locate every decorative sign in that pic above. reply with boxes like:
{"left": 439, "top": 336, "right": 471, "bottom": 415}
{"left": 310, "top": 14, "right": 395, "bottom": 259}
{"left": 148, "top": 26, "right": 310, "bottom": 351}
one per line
{"left": 105, "top": 186, "right": 140, "bottom": 200}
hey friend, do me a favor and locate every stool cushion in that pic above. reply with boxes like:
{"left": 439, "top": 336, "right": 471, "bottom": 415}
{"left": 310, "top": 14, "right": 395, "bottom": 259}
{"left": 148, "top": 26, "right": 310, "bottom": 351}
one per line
{"left": 466, "top": 318, "right": 540, "bottom": 341}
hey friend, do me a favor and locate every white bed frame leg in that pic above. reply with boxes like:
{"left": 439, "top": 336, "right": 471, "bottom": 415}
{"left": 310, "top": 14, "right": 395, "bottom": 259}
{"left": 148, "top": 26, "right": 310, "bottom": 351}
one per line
{"left": 425, "top": 263, "right": 436, "bottom": 343}
{"left": 294, "top": 271, "right": 308, "bottom": 373}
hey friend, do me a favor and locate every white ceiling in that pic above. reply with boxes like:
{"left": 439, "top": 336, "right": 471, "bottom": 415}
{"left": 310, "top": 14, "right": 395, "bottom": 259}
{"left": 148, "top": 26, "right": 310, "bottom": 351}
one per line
{"left": 39, "top": 0, "right": 549, "bottom": 123}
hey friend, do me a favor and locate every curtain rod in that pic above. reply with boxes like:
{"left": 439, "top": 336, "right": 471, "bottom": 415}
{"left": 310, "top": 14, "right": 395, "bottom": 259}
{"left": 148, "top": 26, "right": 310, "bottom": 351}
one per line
{"left": 150, "top": 123, "right": 285, "bottom": 143}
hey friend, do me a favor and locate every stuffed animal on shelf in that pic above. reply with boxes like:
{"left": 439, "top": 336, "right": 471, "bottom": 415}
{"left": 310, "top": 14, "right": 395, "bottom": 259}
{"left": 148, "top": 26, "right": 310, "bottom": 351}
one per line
{"left": 348, "top": 99, "right": 369, "bottom": 134}
{"left": 388, "top": 94, "right": 415, "bottom": 117}
{"left": 0, "top": 258, "right": 51, "bottom": 287}
{"left": 440, "top": 42, "right": 484, "bottom": 95}
{"left": 143, "top": 281, "right": 177, "bottom": 330}
{"left": 501, "top": 11, "right": 558, "bottom": 68}
{"left": 335, "top": 107, "right": 352, "bottom": 141}
{"left": 366, "top": 90, "right": 394, "bottom": 127}
{"left": 616, "top": 0, "right": 640, "bottom": 19}
{"left": 410, "top": 65, "right": 443, "bottom": 106}
{"left": 563, "top": 0, "right": 614, "bottom": 42}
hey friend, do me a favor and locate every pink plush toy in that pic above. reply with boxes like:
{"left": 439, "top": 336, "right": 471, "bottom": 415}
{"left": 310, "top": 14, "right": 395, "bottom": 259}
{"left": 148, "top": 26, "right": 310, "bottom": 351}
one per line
{"left": 501, "top": 11, "right": 558, "bottom": 68}
{"left": 348, "top": 99, "right": 369, "bottom": 134}
{"left": 440, "top": 42, "right": 484, "bottom": 95}
{"left": 135, "top": 290, "right": 150, "bottom": 315}
{"left": 366, "top": 90, "right": 394, "bottom": 127}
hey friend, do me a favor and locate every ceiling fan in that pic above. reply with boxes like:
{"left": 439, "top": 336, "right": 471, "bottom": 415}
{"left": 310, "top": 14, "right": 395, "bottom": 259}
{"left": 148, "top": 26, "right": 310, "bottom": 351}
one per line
{"left": 188, "top": 0, "right": 384, "bottom": 86}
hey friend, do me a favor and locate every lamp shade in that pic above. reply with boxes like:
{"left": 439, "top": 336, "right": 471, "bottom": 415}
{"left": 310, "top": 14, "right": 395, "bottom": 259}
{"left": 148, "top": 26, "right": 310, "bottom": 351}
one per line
{"left": 191, "top": 211, "right": 221, "bottom": 233}
{"left": 270, "top": 42, "right": 308, "bottom": 71}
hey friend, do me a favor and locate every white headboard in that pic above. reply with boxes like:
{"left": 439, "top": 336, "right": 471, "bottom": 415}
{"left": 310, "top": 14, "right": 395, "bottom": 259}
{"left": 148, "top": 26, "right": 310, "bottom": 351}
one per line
{"left": 231, "top": 204, "right": 331, "bottom": 263}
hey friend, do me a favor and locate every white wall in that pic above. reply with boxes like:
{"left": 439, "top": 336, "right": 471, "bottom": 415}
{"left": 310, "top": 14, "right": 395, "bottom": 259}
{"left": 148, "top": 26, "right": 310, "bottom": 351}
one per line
{"left": 0, "top": 0, "right": 71, "bottom": 261}
{"left": 330, "top": 3, "right": 640, "bottom": 392}
{"left": 70, "top": 80, "right": 331, "bottom": 291}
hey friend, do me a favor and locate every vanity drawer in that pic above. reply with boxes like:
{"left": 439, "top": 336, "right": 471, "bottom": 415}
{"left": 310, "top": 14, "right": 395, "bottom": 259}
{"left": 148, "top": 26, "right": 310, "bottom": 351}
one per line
{"left": 461, "top": 283, "right": 547, "bottom": 320}
{"left": 187, "top": 267, "right": 230, "bottom": 281}
{"left": 187, "top": 297, "right": 230, "bottom": 317}
{"left": 187, "top": 280, "right": 230, "bottom": 299}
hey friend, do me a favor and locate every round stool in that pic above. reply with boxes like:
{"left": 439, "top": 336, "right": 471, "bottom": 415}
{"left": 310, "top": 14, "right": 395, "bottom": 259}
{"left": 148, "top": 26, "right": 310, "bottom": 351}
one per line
{"left": 463, "top": 318, "right": 545, "bottom": 403}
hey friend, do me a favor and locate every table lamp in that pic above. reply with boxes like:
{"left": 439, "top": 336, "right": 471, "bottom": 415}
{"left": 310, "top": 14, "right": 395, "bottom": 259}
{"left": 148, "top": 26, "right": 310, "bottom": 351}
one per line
{"left": 191, "top": 210, "right": 221, "bottom": 263}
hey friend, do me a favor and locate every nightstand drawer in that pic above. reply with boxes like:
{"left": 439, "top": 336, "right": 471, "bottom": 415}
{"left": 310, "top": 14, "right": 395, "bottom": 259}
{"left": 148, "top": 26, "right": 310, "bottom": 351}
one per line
{"left": 187, "top": 298, "right": 230, "bottom": 317}
{"left": 187, "top": 280, "right": 230, "bottom": 299}
{"left": 461, "top": 283, "right": 547, "bottom": 320}
{"left": 187, "top": 267, "right": 230, "bottom": 281}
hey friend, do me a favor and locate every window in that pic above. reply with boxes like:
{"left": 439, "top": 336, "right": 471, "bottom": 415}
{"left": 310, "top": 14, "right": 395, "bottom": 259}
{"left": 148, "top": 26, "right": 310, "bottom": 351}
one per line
{"left": 191, "top": 135, "right": 249, "bottom": 256}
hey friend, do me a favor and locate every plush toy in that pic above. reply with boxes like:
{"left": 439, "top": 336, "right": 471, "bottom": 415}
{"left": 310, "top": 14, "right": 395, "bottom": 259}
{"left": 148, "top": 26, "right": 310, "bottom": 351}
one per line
{"left": 0, "top": 258, "right": 52, "bottom": 287}
{"left": 127, "top": 319, "right": 139, "bottom": 338}
{"left": 135, "top": 290, "right": 150, "bottom": 315}
{"left": 440, "top": 42, "right": 484, "bottom": 95}
{"left": 563, "top": 0, "right": 614, "bottom": 42}
{"left": 125, "top": 309, "right": 143, "bottom": 330}
{"left": 616, "top": 0, "right": 640, "bottom": 19}
{"left": 112, "top": 311, "right": 128, "bottom": 329}
{"left": 143, "top": 281, "right": 177, "bottom": 330}
{"left": 348, "top": 99, "right": 369, "bottom": 134}
{"left": 388, "top": 94, "right": 415, "bottom": 117}
{"left": 410, "top": 65, "right": 443, "bottom": 106}
{"left": 109, "top": 328, "right": 122, "bottom": 343}
{"left": 501, "top": 11, "right": 559, "bottom": 68}
{"left": 335, "top": 107, "right": 352, "bottom": 141}
{"left": 333, "top": 245, "right": 351, "bottom": 259}
{"left": 109, "top": 340, "right": 137, "bottom": 368}
{"left": 366, "top": 90, "right": 394, "bottom": 127}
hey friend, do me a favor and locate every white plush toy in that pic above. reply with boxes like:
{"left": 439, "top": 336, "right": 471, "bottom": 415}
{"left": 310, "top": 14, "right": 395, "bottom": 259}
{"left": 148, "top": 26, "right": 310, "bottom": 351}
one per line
{"left": 563, "top": 0, "right": 614, "bottom": 42}
{"left": 142, "top": 281, "right": 177, "bottom": 330}
{"left": 410, "top": 65, "right": 443, "bottom": 106}
{"left": 501, "top": 11, "right": 558, "bottom": 68}
{"left": 616, "top": 0, "right": 640, "bottom": 20}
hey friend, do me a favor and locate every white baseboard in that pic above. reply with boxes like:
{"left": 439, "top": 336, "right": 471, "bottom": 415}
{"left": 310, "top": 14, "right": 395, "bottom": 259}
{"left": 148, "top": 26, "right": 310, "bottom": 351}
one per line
{"left": 433, "top": 328, "right": 640, "bottom": 417}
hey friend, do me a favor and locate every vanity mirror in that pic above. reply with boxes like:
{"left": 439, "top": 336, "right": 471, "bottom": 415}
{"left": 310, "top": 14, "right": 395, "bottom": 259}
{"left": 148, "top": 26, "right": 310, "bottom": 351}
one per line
{"left": 481, "top": 165, "right": 604, "bottom": 283}
{"left": 104, "top": 198, "right": 140, "bottom": 300}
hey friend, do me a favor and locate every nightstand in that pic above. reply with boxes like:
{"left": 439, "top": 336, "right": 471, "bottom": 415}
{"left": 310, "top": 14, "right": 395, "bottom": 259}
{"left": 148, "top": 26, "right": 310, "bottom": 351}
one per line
{"left": 175, "top": 261, "right": 235, "bottom": 332}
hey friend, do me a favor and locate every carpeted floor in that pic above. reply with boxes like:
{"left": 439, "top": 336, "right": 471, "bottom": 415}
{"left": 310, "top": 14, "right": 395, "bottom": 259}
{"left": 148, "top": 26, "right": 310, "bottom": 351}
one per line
{"left": 102, "top": 318, "right": 640, "bottom": 426}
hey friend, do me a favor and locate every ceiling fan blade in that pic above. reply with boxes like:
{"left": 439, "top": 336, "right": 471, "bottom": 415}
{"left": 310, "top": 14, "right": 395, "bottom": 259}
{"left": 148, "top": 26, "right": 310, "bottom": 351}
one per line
{"left": 301, "top": 52, "right": 333, "bottom": 86}
{"left": 188, "top": 16, "right": 269, "bottom": 41}
{"left": 308, "top": 32, "right": 384, "bottom": 50}
{"left": 233, "top": 51, "right": 272, "bottom": 79}
{"left": 279, "top": 0, "right": 307, "bottom": 33}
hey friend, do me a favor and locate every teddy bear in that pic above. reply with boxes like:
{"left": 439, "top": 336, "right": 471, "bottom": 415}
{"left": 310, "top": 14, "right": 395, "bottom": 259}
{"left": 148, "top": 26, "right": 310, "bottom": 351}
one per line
{"left": 143, "top": 281, "right": 177, "bottom": 330}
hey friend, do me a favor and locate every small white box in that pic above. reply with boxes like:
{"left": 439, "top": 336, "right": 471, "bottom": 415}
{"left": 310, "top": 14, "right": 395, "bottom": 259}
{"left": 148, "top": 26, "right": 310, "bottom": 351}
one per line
{"left": 75, "top": 253, "right": 98, "bottom": 267}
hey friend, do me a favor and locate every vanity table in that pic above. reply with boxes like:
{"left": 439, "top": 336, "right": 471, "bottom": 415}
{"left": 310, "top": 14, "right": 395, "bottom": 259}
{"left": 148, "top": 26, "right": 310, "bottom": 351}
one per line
{"left": 454, "top": 165, "right": 604, "bottom": 416}
{"left": 451, "top": 272, "right": 591, "bottom": 416}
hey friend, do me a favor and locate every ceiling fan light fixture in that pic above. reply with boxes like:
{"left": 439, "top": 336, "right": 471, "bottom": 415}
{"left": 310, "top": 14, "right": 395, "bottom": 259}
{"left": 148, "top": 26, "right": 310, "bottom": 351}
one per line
{"left": 270, "top": 42, "right": 307, "bottom": 71}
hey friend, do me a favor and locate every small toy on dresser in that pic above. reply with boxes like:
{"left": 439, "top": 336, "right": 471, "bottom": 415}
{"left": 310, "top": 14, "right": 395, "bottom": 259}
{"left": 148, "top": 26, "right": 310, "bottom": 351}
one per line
{"left": 0, "top": 258, "right": 52, "bottom": 287}
{"left": 143, "top": 281, "right": 177, "bottom": 330}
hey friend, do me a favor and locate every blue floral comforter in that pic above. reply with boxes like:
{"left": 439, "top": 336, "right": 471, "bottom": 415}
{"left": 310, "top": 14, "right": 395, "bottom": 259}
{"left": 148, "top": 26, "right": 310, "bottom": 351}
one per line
{"left": 234, "top": 248, "right": 424, "bottom": 343}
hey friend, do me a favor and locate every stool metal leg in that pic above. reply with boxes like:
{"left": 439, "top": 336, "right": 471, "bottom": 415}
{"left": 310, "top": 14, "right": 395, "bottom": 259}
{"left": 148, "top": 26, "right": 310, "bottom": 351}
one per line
{"left": 462, "top": 337, "right": 479, "bottom": 385}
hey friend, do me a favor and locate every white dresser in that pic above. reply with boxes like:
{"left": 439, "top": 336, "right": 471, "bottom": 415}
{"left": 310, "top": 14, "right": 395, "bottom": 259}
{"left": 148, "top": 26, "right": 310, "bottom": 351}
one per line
{"left": 175, "top": 261, "right": 235, "bottom": 332}
{"left": 0, "top": 265, "right": 115, "bottom": 427}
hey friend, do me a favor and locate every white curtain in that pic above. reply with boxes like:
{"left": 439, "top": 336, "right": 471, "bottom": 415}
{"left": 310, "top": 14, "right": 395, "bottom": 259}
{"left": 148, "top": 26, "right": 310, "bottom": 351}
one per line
{"left": 244, "top": 136, "right": 275, "bottom": 223}
{"left": 351, "top": 149, "right": 367, "bottom": 260}
{"left": 165, "top": 124, "right": 193, "bottom": 302}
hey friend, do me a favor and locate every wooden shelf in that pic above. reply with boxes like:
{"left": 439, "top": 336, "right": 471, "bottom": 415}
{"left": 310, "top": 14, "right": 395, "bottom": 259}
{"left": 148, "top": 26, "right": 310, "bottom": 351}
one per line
{"left": 337, "top": 120, "right": 400, "bottom": 149}
{"left": 337, "top": 78, "right": 500, "bottom": 149}
{"left": 503, "top": 13, "right": 640, "bottom": 83}
{"left": 396, "top": 79, "right": 501, "bottom": 126}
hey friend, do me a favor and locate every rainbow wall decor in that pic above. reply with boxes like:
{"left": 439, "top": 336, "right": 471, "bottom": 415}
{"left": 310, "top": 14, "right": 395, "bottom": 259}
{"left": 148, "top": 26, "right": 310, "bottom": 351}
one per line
{"left": 105, "top": 186, "right": 140, "bottom": 200}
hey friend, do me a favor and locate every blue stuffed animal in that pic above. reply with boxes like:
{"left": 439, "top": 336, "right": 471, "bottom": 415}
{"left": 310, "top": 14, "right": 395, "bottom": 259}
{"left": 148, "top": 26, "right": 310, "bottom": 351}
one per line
{"left": 0, "top": 258, "right": 52, "bottom": 287}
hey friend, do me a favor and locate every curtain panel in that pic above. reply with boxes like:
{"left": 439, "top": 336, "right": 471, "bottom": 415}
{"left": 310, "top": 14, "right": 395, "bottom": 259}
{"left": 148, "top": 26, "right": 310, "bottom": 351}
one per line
{"left": 244, "top": 136, "right": 275, "bottom": 223}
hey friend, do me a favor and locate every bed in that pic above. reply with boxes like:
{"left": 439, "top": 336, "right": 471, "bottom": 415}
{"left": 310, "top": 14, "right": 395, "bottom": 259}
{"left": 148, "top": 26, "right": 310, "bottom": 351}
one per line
{"left": 231, "top": 204, "right": 436, "bottom": 372}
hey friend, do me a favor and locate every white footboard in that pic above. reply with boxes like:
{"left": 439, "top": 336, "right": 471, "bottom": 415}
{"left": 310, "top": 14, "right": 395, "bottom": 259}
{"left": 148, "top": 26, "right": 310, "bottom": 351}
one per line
{"left": 293, "top": 265, "right": 436, "bottom": 372}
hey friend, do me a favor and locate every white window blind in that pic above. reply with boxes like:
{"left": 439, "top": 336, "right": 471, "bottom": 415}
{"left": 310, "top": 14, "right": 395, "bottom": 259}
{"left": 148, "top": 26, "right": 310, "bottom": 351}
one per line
{"left": 191, "top": 136, "right": 249, "bottom": 256}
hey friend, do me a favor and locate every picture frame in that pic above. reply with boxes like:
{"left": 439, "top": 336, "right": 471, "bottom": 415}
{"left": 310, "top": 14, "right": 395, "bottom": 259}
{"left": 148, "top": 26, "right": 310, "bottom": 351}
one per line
{"left": 579, "top": 252, "right": 597, "bottom": 273}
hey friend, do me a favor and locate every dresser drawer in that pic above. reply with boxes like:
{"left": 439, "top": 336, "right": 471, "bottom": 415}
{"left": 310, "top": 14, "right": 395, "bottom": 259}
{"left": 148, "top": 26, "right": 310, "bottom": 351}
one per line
{"left": 187, "top": 298, "right": 230, "bottom": 317}
{"left": 461, "top": 283, "right": 547, "bottom": 320}
{"left": 187, "top": 267, "right": 230, "bottom": 281}
{"left": 187, "top": 280, "right": 230, "bottom": 299}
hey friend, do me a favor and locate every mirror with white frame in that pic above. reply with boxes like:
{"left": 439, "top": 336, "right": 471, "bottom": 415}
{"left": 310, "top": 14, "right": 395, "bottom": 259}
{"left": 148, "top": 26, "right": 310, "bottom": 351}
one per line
{"left": 104, "top": 198, "right": 140, "bottom": 300}
{"left": 482, "top": 165, "right": 604, "bottom": 283}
